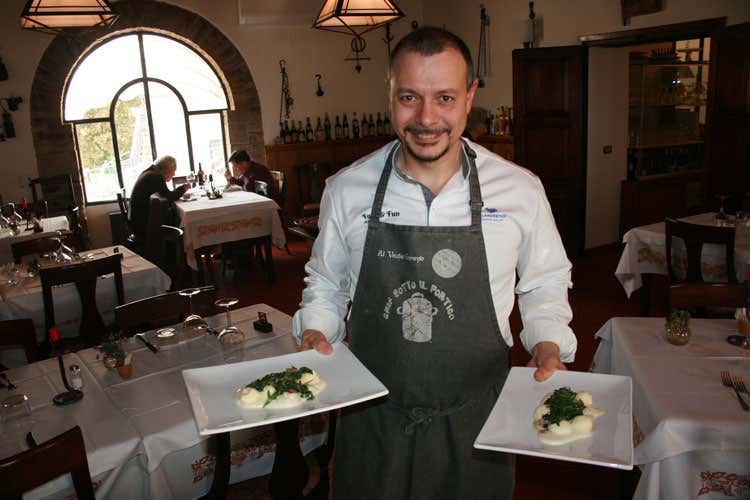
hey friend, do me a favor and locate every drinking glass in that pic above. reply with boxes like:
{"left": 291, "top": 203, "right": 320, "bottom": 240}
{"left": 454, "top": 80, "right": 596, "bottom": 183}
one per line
{"left": 179, "top": 288, "right": 208, "bottom": 332}
{"left": 715, "top": 194, "right": 729, "bottom": 226}
{"left": 1, "top": 394, "right": 32, "bottom": 436}
{"left": 216, "top": 298, "right": 244, "bottom": 362}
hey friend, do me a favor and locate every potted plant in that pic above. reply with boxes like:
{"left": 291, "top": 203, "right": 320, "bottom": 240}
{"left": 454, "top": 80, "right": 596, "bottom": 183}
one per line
{"left": 665, "top": 309, "right": 691, "bottom": 346}
{"left": 99, "top": 333, "right": 134, "bottom": 379}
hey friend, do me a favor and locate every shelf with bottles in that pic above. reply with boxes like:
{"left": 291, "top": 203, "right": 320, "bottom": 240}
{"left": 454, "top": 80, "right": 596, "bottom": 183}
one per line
{"left": 276, "top": 111, "right": 393, "bottom": 145}
{"left": 626, "top": 142, "right": 704, "bottom": 180}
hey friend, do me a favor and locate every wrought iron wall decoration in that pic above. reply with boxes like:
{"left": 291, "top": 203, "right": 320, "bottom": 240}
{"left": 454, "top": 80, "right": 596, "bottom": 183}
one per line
{"left": 345, "top": 35, "right": 371, "bottom": 73}
{"left": 475, "top": 5, "right": 490, "bottom": 88}
{"left": 0, "top": 96, "right": 23, "bottom": 141}
{"left": 279, "top": 60, "right": 294, "bottom": 123}
{"left": 315, "top": 74, "right": 325, "bottom": 97}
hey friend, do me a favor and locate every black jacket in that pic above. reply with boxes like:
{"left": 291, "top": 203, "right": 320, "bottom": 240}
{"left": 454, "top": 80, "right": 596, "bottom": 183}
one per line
{"left": 129, "top": 166, "right": 186, "bottom": 242}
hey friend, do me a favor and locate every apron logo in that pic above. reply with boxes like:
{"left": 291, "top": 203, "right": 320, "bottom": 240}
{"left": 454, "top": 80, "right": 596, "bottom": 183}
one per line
{"left": 482, "top": 207, "right": 507, "bottom": 220}
{"left": 432, "top": 249, "right": 462, "bottom": 278}
{"left": 362, "top": 209, "right": 401, "bottom": 224}
{"left": 383, "top": 281, "right": 456, "bottom": 342}
{"left": 376, "top": 249, "right": 425, "bottom": 263}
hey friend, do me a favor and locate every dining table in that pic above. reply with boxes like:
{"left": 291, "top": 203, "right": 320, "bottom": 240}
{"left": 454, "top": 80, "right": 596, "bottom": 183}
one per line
{"left": 0, "top": 215, "right": 70, "bottom": 265}
{"left": 0, "top": 246, "right": 170, "bottom": 358}
{"left": 175, "top": 189, "right": 286, "bottom": 271}
{"left": 592, "top": 317, "right": 750, "bottom": 499}
{"left": 615, "top": 212, "right": 750, "bottom": 299}
{"left": 0, "top": 304, "right": 326, "bottom": 499}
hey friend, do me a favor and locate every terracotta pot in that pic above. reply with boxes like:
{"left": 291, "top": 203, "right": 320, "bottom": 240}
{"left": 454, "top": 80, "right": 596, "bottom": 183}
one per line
{"left": 117, "top": 364, "right": 133, "bottom": 380}
{"left": 738, "top": 320, "right": 750, "bottom": 336}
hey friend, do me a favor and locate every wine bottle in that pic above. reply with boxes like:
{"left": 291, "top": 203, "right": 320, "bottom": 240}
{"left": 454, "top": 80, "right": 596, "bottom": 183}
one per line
{"left": 197, "top": 163, "right": 205, "bottom": 186}
{"left": 324, "top": 113, "right": 332, "bottom": 141}
{"left": 305, "top": 117, "right": 314, "bottom": 142}
{"left": 362, "top": 112, "right": 370, "bottom": 137}
{"left": 284, "top": 120, "right": 293, "bottom": 144}
{"left": 376, "top": 112, "right": 384, "bottom": 136}
{"left": 352, "top": 112, "right": 360, "bottom": 138}
{"left": 384, "top": 112, "right": 392, "bottom": 135}
{"left": 342, "top": 113, "right": 350, "bottom": 139}
{"left": 297, "top": 121, "right": 305, "bottom": 143}
{"left": 315, "top": 117, "right": 325, "bottom": 141}
{"left": 368, "top": 114, "right": 375, "bottom": 135}
{"left": 279, "top": 122, "right": 286, "bottom": 144}
{"left": 335, "top": 115, "right": 342, "bottom": 139}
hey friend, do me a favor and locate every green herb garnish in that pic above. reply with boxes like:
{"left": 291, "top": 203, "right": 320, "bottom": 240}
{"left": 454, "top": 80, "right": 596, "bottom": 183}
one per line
{"left": 542, "top": 387, "right": 585, "bottom": 427}
{"left": 246, "top": 367, "right": 315, "bottom": 407}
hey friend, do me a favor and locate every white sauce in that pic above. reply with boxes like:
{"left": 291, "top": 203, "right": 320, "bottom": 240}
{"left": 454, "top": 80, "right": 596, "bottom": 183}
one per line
{"left": 236, "top": 370, "right": 326, "bottom": 409}
{"left": 533, "top": 390, "right": 605, "bottom": 445}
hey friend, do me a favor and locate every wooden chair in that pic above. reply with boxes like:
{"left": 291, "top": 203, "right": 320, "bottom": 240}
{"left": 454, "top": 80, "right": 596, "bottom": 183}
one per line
{"left": 295, "top": 162, "right": 332, "bottom": 217}
{"left": 0, "top": 426, "right": 95, "bottom": 500}
{"left": 114, "top": 285, "right": 216, "bottom": 335}
{"left": 144, "top": 195, "right": 170, "bottom": 265}
{"left": 115, "top": 191, "right": 139, "bottom": 252}
{"left": 160, "top": 225, "right": 189, "bottom": 290}
{"left": 0, "top": 319, "right": 39, "bottom": 368}
{"left": 11, "top": 231, "right": 76, "bottom": 264}
{"left": 665, "top": 218, "right": 739, "bottom": 313}
{"left": 66, "top": 205, "right": 86, "bottom": 250}
{"left": 29, "top": 174, "right": 77, "bottom": 218}
{"left": 40, "top": 253, "right": 124, "bottom": 347}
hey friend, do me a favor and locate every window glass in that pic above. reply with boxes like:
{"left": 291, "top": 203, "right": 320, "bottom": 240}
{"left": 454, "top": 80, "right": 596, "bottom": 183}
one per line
{"left": 76, "top": 122, "right": 120, "bottom": 203}
{"left": 149, "top": 82, "right": 191, "bottom": 179}
{"left": 114, "top": 83, "right": 153, "bottom": 196}
{"left": 190, "top": 113, "right": 226, "bottom": 180}
{"left": 65, "top": 35, "right": 142, "bottom": 121}
{"left": 143, "top": 34, "right": 228, "bottom": 111}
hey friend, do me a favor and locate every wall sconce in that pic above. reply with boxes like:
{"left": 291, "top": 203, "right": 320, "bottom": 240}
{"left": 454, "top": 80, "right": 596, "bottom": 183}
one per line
{"left": 0, "top": 96, "right": 23, "bottom": 141}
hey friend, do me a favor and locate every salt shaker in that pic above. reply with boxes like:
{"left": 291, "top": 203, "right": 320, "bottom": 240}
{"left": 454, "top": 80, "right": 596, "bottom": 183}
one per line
{"left": 69, "top": 364, "right": 83, "bottom": 390}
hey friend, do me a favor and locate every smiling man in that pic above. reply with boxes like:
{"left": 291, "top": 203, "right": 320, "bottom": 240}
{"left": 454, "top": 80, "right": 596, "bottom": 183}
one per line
{"left": 293, "top": 27, "right": 576, "bottom": 499}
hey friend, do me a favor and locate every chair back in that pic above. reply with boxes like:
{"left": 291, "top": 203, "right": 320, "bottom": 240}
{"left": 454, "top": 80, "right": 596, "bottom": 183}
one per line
{"left": 144, "top": 195, "right": 172, "bottom": 264}
{"left": 115, "top": 285, "right": 216, "bottom": 335}
{"left": 669, "top": 282, "right": 745, "bottom": 311}
{"left": 254, "top": 180, "right": 269, "bottom": 196}
{"left": 0, "top": 426, "right": 95, "bottom": 500}
{"left": 67, "top": 205, "right": 86, "bottom": 250}
{"left": 270, "top": 170, "right": 287, "bottom": 208}
{"left": 0, "top": 319, "right": 39, "bottom": 364}
{"left": 28, "top": 175, "right": 77, "bottom": 217}
{"left": 665, "top": 218, "right": 736, "bottom": 283}
{"left": 171, "top": 176, "right": 188, "bottom": 187}
{"left": 295, "top": 162, "right": 332, "bottom": 217}
{"left": 11, "top": 232, "right": 76, "bottom": 264}
{"left": 160, "top": 224, "right": 187, "bottom": 290}
{"left": 40, "top": 253, "right": 124, "bottom": 346}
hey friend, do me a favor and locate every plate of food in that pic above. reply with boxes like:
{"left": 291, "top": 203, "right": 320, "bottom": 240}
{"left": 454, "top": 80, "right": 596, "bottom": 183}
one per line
{"left": 182, "top": 343, "right": 389, "bottom": 435}
{"left": 474, "top": 367, "right": 633, "bottom": 470}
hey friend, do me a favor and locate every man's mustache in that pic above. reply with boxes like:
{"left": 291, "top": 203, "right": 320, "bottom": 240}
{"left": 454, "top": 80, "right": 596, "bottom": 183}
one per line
{"left": 403, "top": 125, "right": 451, "bottom": 135}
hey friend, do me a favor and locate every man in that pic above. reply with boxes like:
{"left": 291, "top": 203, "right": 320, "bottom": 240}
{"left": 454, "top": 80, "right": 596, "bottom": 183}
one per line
{"left": 293, "top": 27, "right": 576, "bottom": 499}
{"left": 462, "top": 106, "right": 488, "bottom": 140}
{"left": 224, "top": 150, "right": 278, "bottom": 200}
{"left": 129, "top": 155, "right": 187, "bottom": 245}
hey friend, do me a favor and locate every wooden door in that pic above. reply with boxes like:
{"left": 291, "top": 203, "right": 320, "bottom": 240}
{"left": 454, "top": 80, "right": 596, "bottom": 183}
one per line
{"left": 513, "top": 46, "right": 587, "bottom": 258}
{"left": 705, "top": 23, "right": 750, "bottom": 204}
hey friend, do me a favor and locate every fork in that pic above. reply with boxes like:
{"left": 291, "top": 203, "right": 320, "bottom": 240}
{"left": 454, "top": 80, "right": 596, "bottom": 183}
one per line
{"left": 721, "top": 371, "right": 750, "bottom": 412}
{"left": 734, "top": 376, "right": 749, "bottom": 396}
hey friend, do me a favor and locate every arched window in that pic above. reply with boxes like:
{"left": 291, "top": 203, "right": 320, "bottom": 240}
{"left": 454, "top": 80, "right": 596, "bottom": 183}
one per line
{"left": 64, "top": 31, "right": 231, "bottom": 203}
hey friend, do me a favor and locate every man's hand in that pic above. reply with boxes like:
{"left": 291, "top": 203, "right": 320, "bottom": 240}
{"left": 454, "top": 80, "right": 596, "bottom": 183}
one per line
{"left": 527, "top": 341, "right": 566, "bottom": 382}
{"left": 300, "top": 329, "right": 333, "bottom": 355}
{"left": 224, "top": 167, "right": 232, "bottom": 180}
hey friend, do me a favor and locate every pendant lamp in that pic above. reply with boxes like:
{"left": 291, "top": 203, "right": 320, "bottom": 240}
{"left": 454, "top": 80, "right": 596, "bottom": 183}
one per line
{"left": 20, "top": 0, "right": 118, "bottom": 32}
{"left": 312, "top": 0, "right": 404, "bottom": 37}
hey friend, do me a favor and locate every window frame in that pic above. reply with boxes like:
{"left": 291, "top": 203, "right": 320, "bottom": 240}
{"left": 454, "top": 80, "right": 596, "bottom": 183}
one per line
{"left": 63, "top": 30, "right": 230, "bottom": 205}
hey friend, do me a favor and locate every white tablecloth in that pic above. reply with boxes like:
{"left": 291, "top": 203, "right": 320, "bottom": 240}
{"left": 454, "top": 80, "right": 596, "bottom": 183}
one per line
{"left": 0, "top": 215, "right": 70, "bottom": 265}
{"left": 176, "top": 191, "right": 286, "bottom": 270}
{"left": 615, "top": 213, "right": 750, "bottom": 297}
{"left": 593, "top": 317, "right": 750, "bottom": 499}
{"left": 0, "top": 246, "right": 170, "bottom": 343}
{"left": 0, "top": 305, "right": 326, "bottom": 499}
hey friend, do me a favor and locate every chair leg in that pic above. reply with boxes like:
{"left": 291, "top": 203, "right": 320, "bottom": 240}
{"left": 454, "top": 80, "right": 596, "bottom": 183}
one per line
{"left": 200, "top": 432, "right": 231, "bottom": 500}
{"left": 264, "top": 236, "right": 275, "bottom": 283}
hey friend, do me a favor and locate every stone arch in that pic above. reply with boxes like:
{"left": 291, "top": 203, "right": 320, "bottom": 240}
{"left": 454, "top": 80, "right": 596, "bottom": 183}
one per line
{"left": 30, "top": 0, "right": 263, "bottom": 214}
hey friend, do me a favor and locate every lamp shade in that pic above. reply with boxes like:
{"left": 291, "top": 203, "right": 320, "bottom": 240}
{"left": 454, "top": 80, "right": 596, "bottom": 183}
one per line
{"left": 312, "top": 0, "right": 404, "bottom": 36}
{"left": 21, "top": 0, "right": 118, "bottom": 30}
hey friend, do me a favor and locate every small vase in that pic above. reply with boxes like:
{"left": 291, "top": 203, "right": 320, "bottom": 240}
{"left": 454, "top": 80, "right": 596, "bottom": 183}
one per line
{"left": 665, "top": 323, "right": 691, "bottom": 346}
{"left": 117, "top": 364, "right": 133, "bottom": 380}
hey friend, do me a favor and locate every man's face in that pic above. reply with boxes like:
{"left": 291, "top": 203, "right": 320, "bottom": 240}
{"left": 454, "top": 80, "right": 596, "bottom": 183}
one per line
{"left": 164, "top": 163, "right": 177, "bottom": 182}
{"left": 389, "top": 48, "right": 477, "bottom": 164}
{"left": 229, "top": 160, "right": 246, "bottom": 177}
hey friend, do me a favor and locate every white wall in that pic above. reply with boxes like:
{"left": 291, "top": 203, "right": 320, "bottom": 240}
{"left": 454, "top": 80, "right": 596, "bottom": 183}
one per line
{"left": 423, "top": 0, "right": 750, "bottom": 248}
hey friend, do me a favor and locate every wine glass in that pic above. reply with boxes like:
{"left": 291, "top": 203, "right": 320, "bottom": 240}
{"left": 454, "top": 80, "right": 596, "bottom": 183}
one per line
{"left": 215, "top": 298, "right": 243, "bottom": 340}
{"left": 179, "top": 288, "right": 208, "bottom": 332}
{"left": 715, "top": 194, "right": 729, "bottom": 226}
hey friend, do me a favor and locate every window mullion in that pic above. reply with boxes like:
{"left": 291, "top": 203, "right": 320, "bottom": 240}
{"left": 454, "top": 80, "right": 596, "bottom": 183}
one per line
{"left": 138, "top": 34, "right": 157, "bottom": 160}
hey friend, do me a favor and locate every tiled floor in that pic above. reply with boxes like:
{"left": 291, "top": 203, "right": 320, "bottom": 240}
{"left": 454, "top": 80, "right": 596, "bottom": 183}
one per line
{"left": 210, "top": 240, "right": 646, "bottom": 499}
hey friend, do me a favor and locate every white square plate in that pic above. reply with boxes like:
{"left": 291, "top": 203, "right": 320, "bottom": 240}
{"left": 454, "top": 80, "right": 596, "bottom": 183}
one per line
{"left": 183, "top": 343, "right": 389, "bottom": 435}
{"left": 474, "top": 367, "right": 633, "bottom": 470}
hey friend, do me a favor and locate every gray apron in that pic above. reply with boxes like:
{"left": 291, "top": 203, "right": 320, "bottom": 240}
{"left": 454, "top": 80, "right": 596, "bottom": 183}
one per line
{"left": 333, "top": 142, "right": 513, "bottom": 500}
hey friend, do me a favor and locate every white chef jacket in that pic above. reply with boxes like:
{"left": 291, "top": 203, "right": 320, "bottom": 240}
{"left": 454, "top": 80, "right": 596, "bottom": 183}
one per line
{"left": 292, "top": 139, "right": 577, "bottom": 362}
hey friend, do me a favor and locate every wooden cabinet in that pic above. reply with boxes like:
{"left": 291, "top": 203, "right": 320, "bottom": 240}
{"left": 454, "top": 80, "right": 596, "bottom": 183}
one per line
{"left": 475, "top": 135, "right": 514, "bottom": 162}
{"left": 265, "top": 136, "right": 394, "bottom": 224}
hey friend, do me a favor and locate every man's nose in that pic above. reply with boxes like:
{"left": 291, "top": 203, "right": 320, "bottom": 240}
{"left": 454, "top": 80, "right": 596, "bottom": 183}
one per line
{"left": 415, "top": 100, "right": 438, "bottom": 127}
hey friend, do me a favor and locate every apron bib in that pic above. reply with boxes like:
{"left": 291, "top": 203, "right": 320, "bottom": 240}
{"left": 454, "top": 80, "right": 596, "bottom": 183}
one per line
{"left": 333, "top": 142, "right": 514, "bottom": 500}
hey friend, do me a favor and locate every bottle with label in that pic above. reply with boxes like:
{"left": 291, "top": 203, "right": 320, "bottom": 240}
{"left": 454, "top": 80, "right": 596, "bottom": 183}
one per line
{"left": 297, "top": 121, "right": 305, "bottom": 143}
{"left": 289, "top": 121, "right": 298, "bottom": 143}
{"left": 342, "top": 113, "right": 350, "bottom": 139}
{"left": 368, "top": 114, "right": 375, "bottom": 135}
{"left": 384, "top": 112, "right": 392, "bottom": 135}
{"left": 352, "top": 112, "right": 360, "bottom": 138}
{"left": 305, "top": 117, "right": 314, "bottom": 142}
{"left": 361, "top": 112, "right": 370, "bottom": 136}
{"left": 376, "top": 112, "right": 384, "bottom": 136}
{"left": 335, "top": 115, "right": 342, "bottom": 139}
{"left": 283, "top": 120, "right": 293, "bottom": 144}
{"left": 208, "top": 173, "right": 215, "bottom": 197}
{"left": 197, "top": 163, "right": 205, "bottom": 186}
{"left": 315, "top": 117, "right": 325, "bottom": 141}
{"left": 188, "top": 161, "right": 196, "bottom": 187}
{"left": 324, "top": 113, "right": 332, "bottom": 141}
{"left": 278, "top": 122, "right": 285, "bottom": 144}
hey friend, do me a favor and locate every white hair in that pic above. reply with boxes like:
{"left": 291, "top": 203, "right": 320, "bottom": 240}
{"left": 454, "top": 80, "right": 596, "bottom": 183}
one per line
{"left": 154, "top": 155, "right": 176, "bottom": 172}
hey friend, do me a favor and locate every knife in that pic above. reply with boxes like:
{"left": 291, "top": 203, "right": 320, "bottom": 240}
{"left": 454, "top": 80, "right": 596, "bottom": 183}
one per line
{"left": 135, "top": 333, "right": 158, "bottom": 353}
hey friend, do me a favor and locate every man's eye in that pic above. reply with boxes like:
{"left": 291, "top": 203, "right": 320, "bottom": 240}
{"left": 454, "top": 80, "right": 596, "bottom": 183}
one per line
{"left": 439, "top": 95, "right": 455, "bottom": 103}
{"left": 400, "top": 95, "right": 415, "bottom": 102}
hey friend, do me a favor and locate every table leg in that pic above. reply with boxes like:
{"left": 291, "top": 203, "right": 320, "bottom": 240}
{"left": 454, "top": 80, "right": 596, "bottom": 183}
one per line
{"left": 200, "top": 432, "right": 231, "bottom": 500}
{"left": 269, "top": 419, "right": 307, "bottom": 499}
{"left": 263, "top": 236, "right": 275, "bottom": 283}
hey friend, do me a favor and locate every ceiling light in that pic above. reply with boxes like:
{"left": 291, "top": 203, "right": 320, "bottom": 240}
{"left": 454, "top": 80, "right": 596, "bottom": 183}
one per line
{"left": 312, "top": 0, "right": 404, "bottom": 37}
{"left": 20, "top": 0, "right": 118, "bottom": 31}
